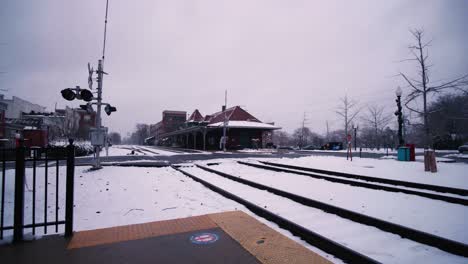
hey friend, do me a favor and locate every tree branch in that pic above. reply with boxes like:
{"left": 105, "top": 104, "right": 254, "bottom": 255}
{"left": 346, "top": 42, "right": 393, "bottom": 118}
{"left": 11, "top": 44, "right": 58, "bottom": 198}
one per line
{"left": 400, "top": 72, "right": 422, "bottom": 92}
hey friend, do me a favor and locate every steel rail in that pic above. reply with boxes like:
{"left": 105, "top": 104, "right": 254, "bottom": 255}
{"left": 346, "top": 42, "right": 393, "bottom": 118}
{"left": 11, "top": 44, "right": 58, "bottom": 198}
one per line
{"left": 260, "top": 161, "right": 468, "bottom": 196}
{"left": 237, "top": 161, "right": 468, "bottom": 206}
{"left": 173, "top": 165, "right": 380, "bottom": 264}
{"left": 198, "top": 164, "right": 468, "bottom": 257}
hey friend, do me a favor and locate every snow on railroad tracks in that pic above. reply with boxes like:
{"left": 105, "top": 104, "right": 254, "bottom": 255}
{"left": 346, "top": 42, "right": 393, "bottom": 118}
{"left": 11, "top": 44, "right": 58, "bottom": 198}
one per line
{"left": 178, "top": 164, "right": 468, "bottom": 264}
{"left": 1, "top": 165, "right": 340, "bottom": 262}
{"left": 259, "top": 155, "right": 468, "bottom": 190}
{"left": 204, "top": 161, "right": 468, "bottom": 244}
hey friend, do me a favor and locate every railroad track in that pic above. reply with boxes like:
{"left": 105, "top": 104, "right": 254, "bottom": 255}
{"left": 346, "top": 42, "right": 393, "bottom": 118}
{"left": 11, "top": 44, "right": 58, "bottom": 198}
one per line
{"left": 172, "top": 164, "right": 468, "bottom": 263}
{"left": 172, "top": 165, "right": 380, "bottom": 264}
{"left": 259, "top": 160, "right": 468, "bottom": 196}
{"left": 237, "top": 161, "right": 468, "bottom": 206}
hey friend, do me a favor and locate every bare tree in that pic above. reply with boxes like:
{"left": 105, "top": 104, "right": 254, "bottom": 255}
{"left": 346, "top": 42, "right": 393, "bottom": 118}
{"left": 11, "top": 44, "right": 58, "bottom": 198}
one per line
{"left": 272, "top": 130, "right": 291, "bottom": 147}
{"left": 108, "top": 132, "right": 122, "bottom": 145}
{"left": 361, "top": 105, "right": 393, "bottom": 149}
{"left": 335, "top": 95, "right": 361, "bottom": 143}
{"left": 399, "top": 29, "right": 468, "bottom": 147}
{"left": 325, "top": 120, "right": 330, "bottom": 142}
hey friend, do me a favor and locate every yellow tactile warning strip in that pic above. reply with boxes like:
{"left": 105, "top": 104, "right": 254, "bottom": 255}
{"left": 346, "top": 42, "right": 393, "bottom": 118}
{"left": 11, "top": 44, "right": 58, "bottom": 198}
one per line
{"left": 68, "top": 211, "right": 331, "bottom": 264}
{"left": 67, "top": 214, "right": 217, "bottom": 249}
{"left": 208, "top": 211, "right": 332, "bottom": 264}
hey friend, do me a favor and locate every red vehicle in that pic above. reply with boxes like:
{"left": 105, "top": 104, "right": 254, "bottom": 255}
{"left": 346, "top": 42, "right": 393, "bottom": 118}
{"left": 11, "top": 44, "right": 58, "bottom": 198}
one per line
{"left": 23, "top": 129, "right": 48, "bottom": 147}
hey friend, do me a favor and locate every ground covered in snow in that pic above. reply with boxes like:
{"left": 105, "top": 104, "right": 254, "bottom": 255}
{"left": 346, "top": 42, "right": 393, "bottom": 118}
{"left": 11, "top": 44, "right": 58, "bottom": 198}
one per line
{"left": 444, "top": 153, "right": 468, "bottom": 159}
{"left": 204, "top": 161, "right": 468, "bottom": 243}
{"left": 1, "top": 155, "right": 467, "bottom": 263}
{"left": 91, "top": 145, "right": 192, "bottom": 157}
{"left": 257, "top": 155, "right": 468, "bottom": 189}
{"left": 180, "top": 164, "right": 468, "bottom": 264}
{"left": 303, "top": 148, "right": 458, "bottom": 155}
{"left": 0, "top": 165, "right": 338, "bottom": 262}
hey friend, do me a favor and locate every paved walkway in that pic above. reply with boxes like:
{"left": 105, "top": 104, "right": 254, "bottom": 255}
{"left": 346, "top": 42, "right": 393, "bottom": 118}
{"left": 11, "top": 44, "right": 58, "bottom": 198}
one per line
{"left": 0, "top": 211, "right": 331, "bottom": 264}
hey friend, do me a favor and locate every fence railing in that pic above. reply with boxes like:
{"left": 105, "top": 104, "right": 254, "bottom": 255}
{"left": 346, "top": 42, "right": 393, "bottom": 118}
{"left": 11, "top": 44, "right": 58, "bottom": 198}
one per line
{"left": 0, "top": 139, "right": 75, "bottom": 242}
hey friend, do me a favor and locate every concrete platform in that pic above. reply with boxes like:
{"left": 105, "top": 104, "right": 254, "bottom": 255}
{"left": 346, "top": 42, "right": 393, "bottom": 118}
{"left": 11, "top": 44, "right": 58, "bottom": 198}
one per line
{"left": 0, "top": 211, "right": 331, "bottom": 264}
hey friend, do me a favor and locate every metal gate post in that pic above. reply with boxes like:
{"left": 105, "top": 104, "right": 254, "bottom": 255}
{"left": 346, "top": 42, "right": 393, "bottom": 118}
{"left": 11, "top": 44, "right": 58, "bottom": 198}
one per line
{"left": 13, "top": 139, "right": 25, "bottom": 242}
{"left": 65, "top": 139, "right": 75, "bottom": 237}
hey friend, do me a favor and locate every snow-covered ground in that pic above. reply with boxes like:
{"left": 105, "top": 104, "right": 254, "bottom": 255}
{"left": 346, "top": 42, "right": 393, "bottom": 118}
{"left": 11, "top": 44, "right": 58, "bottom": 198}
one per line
{"left": 257, "top": 155, "right": 468, "bottom": 189}
{"left": 302, "top": 148, "right": 458, "bottom": 154}
{"left": 379, "top": 155, "right": 456, "bottom": 162}
{"left": 237, "top": 148, "right": 277, "bottom": 154}
{"left": 204, "top": 161, "right": 468, "bottom": 243}
{"left": 444, "top": 153, "right": 468, "bottom": 159}
{"left": 1, "top": 155, "right": 467, "bottom": 263}
{"left": 90, "top": 145, "right": 190, "bottom": 157}
{"left": 0, "top": 165, "right": 340, "bottom": 262}
{"left": 179, "top": 165, "right": 467, "bottom": 264}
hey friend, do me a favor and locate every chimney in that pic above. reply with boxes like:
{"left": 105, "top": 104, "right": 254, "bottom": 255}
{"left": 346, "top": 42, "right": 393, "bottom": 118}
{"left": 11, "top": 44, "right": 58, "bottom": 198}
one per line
{"left": 222, "top": 105, "right": 226, "bottom": 112}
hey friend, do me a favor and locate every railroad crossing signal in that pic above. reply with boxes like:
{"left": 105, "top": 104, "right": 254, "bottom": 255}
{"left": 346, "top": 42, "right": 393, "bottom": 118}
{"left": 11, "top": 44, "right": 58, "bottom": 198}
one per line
{"left": 104, "top": 104, "right": 117, "bottom": 115}
{"left": 60, "top": 86, "right": 94, "bottom": 102}
{"left": 88, "top": 63, "right": 94, "bottom": 89}
{"left": 61, "top": 88, "right": 76, "bottom": 101}
{"left": 59, "top": 0, "right": 113, "bottom": 169}
{"left": 79, "top": 103, "right": 94, "bottom": 113}
{"left": 80, "top": 89, "right": 94, "bottom": 102}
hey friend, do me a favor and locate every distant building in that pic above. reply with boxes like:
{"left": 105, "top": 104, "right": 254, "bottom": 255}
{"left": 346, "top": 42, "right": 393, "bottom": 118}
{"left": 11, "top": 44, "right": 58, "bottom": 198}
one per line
{"left": 0, "top": 95, "right": 46, "bottom": 119}
{"left": 59, "top": 106, "right": 96, "bottom": 139}
{"left": 152, "top": 106, "right": 280, "bottom": 150}
{"left": 0, "top": 95, "right": 48, "bottom": 147}
{"left": 21, "top": 112, "right": 66, "bottom": 142}
{"left": 0, "top": 101, "right": 7, "bottom": 139}
{"left": 148, "top": 110, "right": 187, "bottom": 144}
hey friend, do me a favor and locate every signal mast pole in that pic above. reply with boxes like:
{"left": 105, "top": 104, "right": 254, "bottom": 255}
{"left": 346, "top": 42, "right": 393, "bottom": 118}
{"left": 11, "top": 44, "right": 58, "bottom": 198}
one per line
{"left": 93, "top": 0, "right": 110, "bottom": 169}
{"left": 94, "top": 60, "right": 104, "bottom": 168}
{"left": 222, "top": 90, "right": 227, "bottom": 152}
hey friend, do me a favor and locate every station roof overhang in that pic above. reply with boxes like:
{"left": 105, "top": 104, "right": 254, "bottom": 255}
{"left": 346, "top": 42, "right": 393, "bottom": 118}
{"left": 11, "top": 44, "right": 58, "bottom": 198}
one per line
{"left": 158, "top": 121, "right": 280, "bottom": 139}
{"left": 207, "top": 121, "right": 280, "bottom": 130}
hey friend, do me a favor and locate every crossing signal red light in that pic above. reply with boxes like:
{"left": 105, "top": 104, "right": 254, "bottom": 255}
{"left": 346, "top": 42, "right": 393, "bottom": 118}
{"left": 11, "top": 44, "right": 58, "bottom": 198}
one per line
{"left": 104, "top": 105, "right": 117, "bottom": 116}
{"left": 61, "top": 88, "right": 76, "bottom": 101}
{"left": 80, "top": 89, "right": 94, "bottom": 102}
{"left": 79, "top": 104, "right": 94, "bottom": 113}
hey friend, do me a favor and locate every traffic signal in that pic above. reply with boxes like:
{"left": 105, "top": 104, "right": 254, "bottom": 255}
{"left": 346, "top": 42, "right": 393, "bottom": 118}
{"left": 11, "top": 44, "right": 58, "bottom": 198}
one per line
{"left": 104, "top": 104, "right": 117, "bottom": 116}
{"left": 61, "top": 88, "right": 76, "bottom": 101}
{"left": 79, "top": 103, "right": 94, "bottom": 113}
{"left": 80, "top": 89, "right": 94, "bottom": 102}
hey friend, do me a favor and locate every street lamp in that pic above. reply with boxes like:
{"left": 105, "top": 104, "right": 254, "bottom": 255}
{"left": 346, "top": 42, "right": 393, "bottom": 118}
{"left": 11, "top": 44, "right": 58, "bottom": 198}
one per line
{"left": 352, "top": 124, "right": 358, "bottom": 151}
{"left": 395, "top": 86, "right": 402, "bottom": 97}
{"left": 394, "top": 87, "right": 404, "bottom": 147}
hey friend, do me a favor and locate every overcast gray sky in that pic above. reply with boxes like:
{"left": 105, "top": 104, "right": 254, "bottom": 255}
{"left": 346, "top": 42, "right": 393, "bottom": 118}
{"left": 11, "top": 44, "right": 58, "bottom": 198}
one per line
{"left": 1, "top": 0, "right": 467, "bottom": 137}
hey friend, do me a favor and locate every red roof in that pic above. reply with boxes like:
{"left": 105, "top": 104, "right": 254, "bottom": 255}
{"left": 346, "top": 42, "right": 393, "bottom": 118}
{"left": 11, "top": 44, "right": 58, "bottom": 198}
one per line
{"left": 187, "top": 109, "right": 204, "bottom": 122}
{"left": 205, "top": 106, "right": 260, "bottom": 124}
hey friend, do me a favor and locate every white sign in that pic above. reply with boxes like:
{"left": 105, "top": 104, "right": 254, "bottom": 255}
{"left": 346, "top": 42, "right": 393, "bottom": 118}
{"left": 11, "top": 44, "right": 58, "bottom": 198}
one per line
{"left": 90, "top": 127, "right": 108, "bottom": 146}
{"left": 87, "top": 63, "right": 94, "bottom": 89}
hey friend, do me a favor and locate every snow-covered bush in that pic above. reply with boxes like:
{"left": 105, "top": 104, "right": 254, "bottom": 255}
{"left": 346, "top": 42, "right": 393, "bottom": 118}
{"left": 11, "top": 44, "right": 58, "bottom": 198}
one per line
{"left": 49, "top": 139, "right": 94, "bottom": 157}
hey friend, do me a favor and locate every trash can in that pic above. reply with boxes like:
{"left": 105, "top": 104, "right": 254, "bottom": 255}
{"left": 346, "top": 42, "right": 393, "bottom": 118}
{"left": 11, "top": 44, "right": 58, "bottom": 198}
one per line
{"left": 397, "top": 147, "right": 410, "bottom": 161}
{"left": 405, "top": 144, "right": 416, "bottom": 161}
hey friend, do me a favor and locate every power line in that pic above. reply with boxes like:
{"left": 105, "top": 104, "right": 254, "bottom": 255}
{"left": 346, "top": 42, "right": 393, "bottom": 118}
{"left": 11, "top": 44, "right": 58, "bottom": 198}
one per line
{"left": 102, "top": 0, "right": 110, "bottom": 62}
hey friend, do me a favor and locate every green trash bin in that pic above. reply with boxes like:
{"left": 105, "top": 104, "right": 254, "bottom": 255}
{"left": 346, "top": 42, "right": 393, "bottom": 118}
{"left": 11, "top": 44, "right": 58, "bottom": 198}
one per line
{"left": 397, "top": 147, "right": 410, "bottom": 161}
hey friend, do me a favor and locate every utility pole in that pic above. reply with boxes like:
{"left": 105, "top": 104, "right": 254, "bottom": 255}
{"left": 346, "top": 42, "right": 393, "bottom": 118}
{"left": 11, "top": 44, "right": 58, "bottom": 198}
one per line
{"left": 299, "top": 112, "right": 309, "bottom": 149}
{"left": 60, "top": 0, "right": 116, "bottom": 169}
{"left": 395, "top": 87, "right": 404, "bottom": 147}
{"left": 94, "top": 60, "right": 104, "bottom": 168}
{"left": 326, "top": 121, "right": 330, "bottom": 142}
{"left": 353, "top": 124, "right": 358, "bottom": 151}
{"left": 93, "top": 0, "right": 110, "bottom": 169}
{"left": 300, "top": 112, "right": 306, "bottom": 149}
{"left": 222, "top": 90, "right": 227, "bottom": 152}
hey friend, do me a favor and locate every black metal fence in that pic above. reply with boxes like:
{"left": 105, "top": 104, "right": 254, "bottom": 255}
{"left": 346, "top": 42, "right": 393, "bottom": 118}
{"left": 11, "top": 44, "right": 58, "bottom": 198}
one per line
{"left": 0, "top": 139, "right": 75, "bottom": 242}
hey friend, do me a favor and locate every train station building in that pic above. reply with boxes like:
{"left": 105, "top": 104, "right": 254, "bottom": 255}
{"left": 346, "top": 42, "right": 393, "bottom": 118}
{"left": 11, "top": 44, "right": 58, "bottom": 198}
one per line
{"left": 148, "top": 106, "right": 280, "bottom": 150}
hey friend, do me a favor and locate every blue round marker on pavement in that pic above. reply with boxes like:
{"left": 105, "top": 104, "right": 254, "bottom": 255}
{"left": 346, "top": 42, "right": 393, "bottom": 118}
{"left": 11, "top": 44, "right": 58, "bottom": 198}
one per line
{"left": 190, "top": 232, "right": 219, "bottom": 244}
